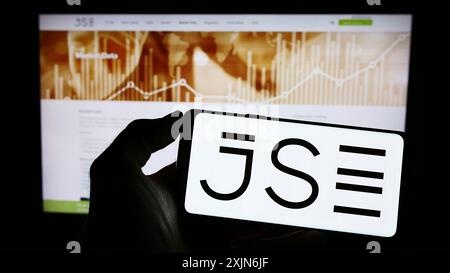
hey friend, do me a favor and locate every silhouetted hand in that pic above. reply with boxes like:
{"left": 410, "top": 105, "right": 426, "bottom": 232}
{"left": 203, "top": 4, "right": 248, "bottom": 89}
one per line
{"left": 85, "top": 111, "right": 186, "bottom": 252}
{"left": 85, "top": 110, "right": 324, "bottom": 253}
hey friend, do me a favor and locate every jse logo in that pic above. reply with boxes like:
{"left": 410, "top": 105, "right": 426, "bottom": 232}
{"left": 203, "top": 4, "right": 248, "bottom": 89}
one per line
{"left": 183, "top": 111, "right": 403, "bottom": 237}
{"left": 201, "top": 136, "right": 319, "bottom": 209}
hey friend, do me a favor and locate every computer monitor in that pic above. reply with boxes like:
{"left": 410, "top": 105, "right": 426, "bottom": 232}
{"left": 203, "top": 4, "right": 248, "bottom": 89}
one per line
{"left": 39, "top": 14, "right": 412, "bottom": 213}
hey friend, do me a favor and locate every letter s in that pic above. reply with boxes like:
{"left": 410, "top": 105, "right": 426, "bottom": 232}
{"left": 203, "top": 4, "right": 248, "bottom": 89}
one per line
{"left": 266, "top": 138, "right": 319, "bottom": 209}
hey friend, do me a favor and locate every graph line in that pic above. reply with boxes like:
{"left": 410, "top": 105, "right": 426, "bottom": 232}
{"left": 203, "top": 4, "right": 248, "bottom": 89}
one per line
{"left": 105, "top": 33, "right": 410, "bottom": 103}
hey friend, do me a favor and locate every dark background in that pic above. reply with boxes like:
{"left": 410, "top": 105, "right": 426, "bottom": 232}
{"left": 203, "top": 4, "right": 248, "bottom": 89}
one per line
{"left": 2, "top": 0, "right": 448, "bottom": 255}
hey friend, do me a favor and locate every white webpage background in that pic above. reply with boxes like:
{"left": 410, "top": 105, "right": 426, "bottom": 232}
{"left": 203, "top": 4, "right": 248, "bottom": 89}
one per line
{"left": 41, "top": 100, "right": 405, "bottom": 201}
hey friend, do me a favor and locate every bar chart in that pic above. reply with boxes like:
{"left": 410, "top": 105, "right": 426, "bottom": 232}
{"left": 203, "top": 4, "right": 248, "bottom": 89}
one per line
{"left": 41, "top": 31, "right": 411, "bottom": 106}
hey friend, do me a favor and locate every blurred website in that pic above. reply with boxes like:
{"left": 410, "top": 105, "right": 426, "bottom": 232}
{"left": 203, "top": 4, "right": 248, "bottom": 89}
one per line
{"left": 39, "top": 14, "right": 412, "bottom": 213}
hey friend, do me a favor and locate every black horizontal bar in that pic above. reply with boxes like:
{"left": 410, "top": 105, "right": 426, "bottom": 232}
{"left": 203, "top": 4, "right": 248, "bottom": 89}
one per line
{"left": 339, "top": 145, "right": 386, "bottom": 156}
{"left": 333, "top": 205, "right": 381, "bottom": 217}
{"left": 221, "top": 132, "right": 255, "bottom": 142}
{"left": 336, "top": 182, "right": 382, "bottom": 194}
{"left": 337, "top": 168, "right": 384, "bottom": 179}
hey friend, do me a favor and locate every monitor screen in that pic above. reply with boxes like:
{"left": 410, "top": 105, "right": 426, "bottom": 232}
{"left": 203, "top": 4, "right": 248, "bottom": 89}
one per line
{"left": 39, "top": 14, "right": 412, "bottom": 213}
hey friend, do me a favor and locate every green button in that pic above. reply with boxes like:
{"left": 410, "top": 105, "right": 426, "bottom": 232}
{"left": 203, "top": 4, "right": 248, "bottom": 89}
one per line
{"left": 43, "top": 200, "right": 89, "bottom": 214}
{"left": 339, "top": 19, "right": 373, "bottom": 26}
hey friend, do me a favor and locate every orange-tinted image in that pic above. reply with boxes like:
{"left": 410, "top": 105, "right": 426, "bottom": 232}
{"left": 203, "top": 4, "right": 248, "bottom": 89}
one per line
{"left": 40, "top": 31, "right": 410, "bottom": 105}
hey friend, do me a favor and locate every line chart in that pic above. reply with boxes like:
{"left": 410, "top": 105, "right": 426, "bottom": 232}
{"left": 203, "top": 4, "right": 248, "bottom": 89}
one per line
{"left": 105, "top": 33, "right": 410, "bottom": 105}
{"left": 41, "top": 31, "right": 411, "bottom": 106}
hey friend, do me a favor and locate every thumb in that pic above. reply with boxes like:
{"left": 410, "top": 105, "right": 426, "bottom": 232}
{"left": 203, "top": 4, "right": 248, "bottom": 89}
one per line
{"left": 92, "top": 111, "right": 183, "bottom": 172}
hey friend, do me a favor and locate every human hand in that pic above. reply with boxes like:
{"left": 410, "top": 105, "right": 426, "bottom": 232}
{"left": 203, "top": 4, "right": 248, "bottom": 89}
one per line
{"left": 85, "top": 110, "right": 324, "bottom": 253}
